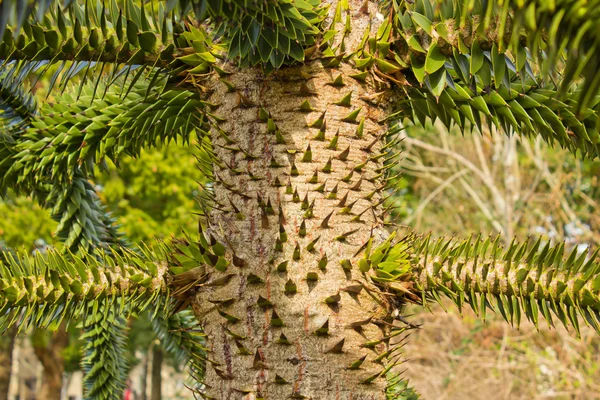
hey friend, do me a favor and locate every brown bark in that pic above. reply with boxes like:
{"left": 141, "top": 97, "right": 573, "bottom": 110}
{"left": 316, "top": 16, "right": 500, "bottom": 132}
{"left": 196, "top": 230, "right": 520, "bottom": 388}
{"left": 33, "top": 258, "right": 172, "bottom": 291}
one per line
{"left": 190, "top": 2, "right": 402, "bottom": 392}
{"left": 0, "top": 326, "right": 16, "bottom": 400}
{"left": 31, "top": 327, "right": 68, "bottom": 400}
{"left": 150, "top": 345, "right": 163, "bottom": 400}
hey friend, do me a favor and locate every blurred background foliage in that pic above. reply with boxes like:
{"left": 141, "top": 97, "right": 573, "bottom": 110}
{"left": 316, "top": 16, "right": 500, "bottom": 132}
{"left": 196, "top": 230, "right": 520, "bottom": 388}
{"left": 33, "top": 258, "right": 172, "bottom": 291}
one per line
{"left": 396, "top": 121, "right": 600, "bottom": 400}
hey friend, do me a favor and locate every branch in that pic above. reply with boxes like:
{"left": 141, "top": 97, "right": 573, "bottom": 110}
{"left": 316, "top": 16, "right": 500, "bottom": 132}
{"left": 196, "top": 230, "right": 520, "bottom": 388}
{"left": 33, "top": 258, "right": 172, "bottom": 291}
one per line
{"left": 0, "top": 245, "right": 169, "bottom": 332}
{"left": 410, "top": 234, "right": 600, "bottom": 336}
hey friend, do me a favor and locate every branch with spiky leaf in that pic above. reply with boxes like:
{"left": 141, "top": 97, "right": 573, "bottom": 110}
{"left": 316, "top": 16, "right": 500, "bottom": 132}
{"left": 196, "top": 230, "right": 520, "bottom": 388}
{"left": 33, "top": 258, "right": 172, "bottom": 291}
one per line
{"left": 151, "top": 310, "right": 207, "bottom": 393}
{"left": 81, "top": 303, "right": 129, "bottom": 400}
{"left": 0, "top": 244, "right": 169, "bottom": 332}
{"left": 1, "top": 76, "right": 210, "bottom": 193}
{"left": 410, "top": 234, "right": 600, "bottom": 336}
{"left": 365, "top": 0, "right": 600, "bottom": 159}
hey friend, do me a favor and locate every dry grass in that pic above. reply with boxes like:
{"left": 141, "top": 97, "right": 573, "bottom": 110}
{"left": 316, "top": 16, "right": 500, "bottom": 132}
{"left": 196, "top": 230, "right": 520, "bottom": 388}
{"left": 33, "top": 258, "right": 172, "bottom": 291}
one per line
{"left": 403, "top": 301, "right": 600, "bottom": 400}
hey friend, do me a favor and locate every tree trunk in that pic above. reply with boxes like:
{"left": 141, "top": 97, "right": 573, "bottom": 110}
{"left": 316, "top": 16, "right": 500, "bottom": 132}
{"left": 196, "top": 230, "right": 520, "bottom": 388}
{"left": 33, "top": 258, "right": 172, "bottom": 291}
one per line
{"left": 150, "top": 345, "right": 162, "bottom": 400}
{"left": 141, "top": 349, "right": 149, "bottom": 400}
{"left": 31, "top": 327, "right": 68, "bottom": 400}
{"left": 193, "top": 20, "right": 398, "bottom": 395}
{"left": 0, "top": 326, "right": 16, "bottom": 400}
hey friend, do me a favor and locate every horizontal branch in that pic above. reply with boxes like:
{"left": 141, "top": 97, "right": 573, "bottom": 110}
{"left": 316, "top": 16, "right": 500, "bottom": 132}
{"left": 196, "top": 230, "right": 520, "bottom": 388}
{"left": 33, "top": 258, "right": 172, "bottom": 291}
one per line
{"left": 410, "top": 234, "right": 600, "bottom": 335}
{"left": 0, "top": 245, "right": 169, "bottom": 331}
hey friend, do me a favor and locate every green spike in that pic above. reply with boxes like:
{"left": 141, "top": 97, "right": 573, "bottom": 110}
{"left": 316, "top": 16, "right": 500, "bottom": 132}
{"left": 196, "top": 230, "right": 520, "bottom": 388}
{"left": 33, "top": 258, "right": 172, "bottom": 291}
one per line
{"left": 304, "top": 200, "right": 315, "bottom": 219}
{"left": 314, "top": 319, "right": 330, "bottom": 336}
{"left": 275, "top": 238, "right": 283, "bottom": 252}
{"left": 302, "top": 144, "right": 313, "bottom": 162}
{"left": 284, "top": 279, "right": 297, "bottom": 295}
{"left": 257, "top": 295, "right": 273, "bottom": 308}
{"left": 301, "top": 193, "right": 309, "bottom": 210}
{"left": 308, "top": 170, "right": 319, "bottom": 184}
{"left": 270, "top": 157, "right": 284, "bottom": 168}
{"left": 306, "top": 236, "right": 320, "bottom": 252}
{"left": 277, "top": 333, "right": 292, "bottom": 345}
{"left": 268, "top": 119, "right": 277, "bottom": 133}
{"left": 322, "top": 157, "right": 333, "bottom": 173}
{"left": 309, "top": 111, "right": 326, "bottom": 128}
{"left": 353, "top": 161, "right": 367, "bottom": 172}
{"left": 218, "top": 309, "right": 241, "bottom": 323}
{"left": 286, "top": 179, "right": 293, "bottom": 194}
{"left": 306, "top": 272, "right": 319, "bottom": 281}
{"left": 279, "top": 224, "right": 288, "bottom": 243}
{"left": 326, "top": 183, "right": 339, "bottom": 199}
{"left": 347, "top": 355, "right": 367, "bottom": 369}
{"left": 247, "top": 273, "right": 264, "bottom": 284}
{"left": 328, "top": 74, "right": 345, "bottom": 87}
{"left": 350, "top": 71, "right": 368, "bottom": 82}
{"left": 339, "top": 200, "right": 358, "bottom": 215}
{"left": 271, "top": 309, "right": 284, "bottom": 326}
{"left": 290, "top": 161, "right": 299, "bottom": 176}
{"left": 300, "top": 100, "right": 314, "bottom": 112}
{"left": 315, "top": 181, "right": 327, "bottom": 193}
{"left": 318, "top": 254, "right": 328, "bottom": 270}
{"left": 342, "top": 171, "right": 354, "bottom": 183}
{"left": 275, "top": 130, "right": 286, "bottom": 144}
{"left": 275, "top": 374, "right": 290, "bottom": 384}
{"left": 327, "top": 131, "right": 339, "bottom": 151}
{"left": 299, "top": 220, "right": 307, "bottom": 237}
{"left": 221, "top": 79, "right": 236, "bottom": 92}
{"left": 293, "top": 243, "right": 301, "bottom": 260}
{"left": 340, "top": 259, "right": 352, "bottom": 271}
{"left": 342, "top": 108, "right": 361, "bottom": 123}
{"left": 314, "top": 122, "right": 327, "bottom": 141}
{"left": 355, "top": 118, "right": 365, "bottom": 138}
{"left": 258, "top": 107, "right": 270, "bottom": 121}
{"left": 325, "top": 293, "right": 341, "bottom": 304}
{"left": 235, "top": 340, "right": 251, "bottom": 355}
{"left": 335, "top": 229, "right": 359, "bottom": 242}
{"left": 276, "top": 261, "right": 289, "bottom": 272}
{"left": 335, "top": 92, "right": 352, "bottom": 107}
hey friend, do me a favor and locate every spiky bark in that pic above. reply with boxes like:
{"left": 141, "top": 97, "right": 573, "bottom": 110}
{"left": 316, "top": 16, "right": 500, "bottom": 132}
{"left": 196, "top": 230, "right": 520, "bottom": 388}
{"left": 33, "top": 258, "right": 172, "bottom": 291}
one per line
{"left": 191, "top": 60, "right": 401, "bottom": 398}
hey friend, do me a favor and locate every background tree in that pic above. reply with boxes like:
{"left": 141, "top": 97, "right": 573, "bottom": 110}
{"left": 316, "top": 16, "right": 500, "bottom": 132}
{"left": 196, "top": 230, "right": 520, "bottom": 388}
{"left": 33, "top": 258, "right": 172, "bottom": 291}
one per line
{"left": 0, "top": 0, "right": 599, "bottom": 399}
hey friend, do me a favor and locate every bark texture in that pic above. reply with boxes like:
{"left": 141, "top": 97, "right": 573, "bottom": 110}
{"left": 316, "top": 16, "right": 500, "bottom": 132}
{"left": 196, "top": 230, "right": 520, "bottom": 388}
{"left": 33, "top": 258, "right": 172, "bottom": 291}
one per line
{"left": 192, "top": 56, "right": 398, "bottom": 398}
{"left": 32, "top": 328, "right": 68, "bottom": 400}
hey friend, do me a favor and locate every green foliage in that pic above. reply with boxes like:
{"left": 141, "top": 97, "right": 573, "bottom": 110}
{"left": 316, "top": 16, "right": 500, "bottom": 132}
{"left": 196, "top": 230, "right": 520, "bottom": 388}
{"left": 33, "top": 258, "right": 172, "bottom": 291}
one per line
{"left": 383, "top": 0, "right": 600, "bottom": 159}
{"left": 205, "top": 0, "right": 327, "bottom": 69}
{"left": 97, "top": 141, "right": 204, "bottom": 242}
{"left": 0, "top": 194, "right": 56, "bottom": 249}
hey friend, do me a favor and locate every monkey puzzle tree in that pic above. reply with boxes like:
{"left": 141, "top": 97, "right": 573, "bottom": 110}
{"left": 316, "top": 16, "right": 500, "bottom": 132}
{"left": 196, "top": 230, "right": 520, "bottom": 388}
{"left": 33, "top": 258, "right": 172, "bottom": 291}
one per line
{"left": 1, "top": 0, "right": 600, "bottom": 398}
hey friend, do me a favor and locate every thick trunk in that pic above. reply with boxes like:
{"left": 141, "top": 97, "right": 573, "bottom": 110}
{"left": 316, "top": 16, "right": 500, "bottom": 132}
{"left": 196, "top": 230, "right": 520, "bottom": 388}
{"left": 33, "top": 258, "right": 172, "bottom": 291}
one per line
{"left": 32, "top": 328, "right": 67, "bottom": 400}
{"left": 150, "top": 345, "right": 163, "bottom": 400}
{"left": 0, "top": 326, "right": 16, "bottom": 400}
{"left": 193, "top": 57, "right": 397, "bottom": 399}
